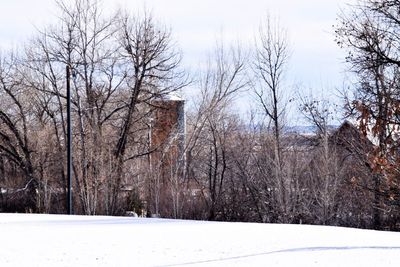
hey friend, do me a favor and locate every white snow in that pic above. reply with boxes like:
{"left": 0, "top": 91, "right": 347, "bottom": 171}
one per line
{"left": 0, "top": 214, "right": 399, "bottom": 266}
{"left": 155, "top": 92, "right": 184, "bottom": 101}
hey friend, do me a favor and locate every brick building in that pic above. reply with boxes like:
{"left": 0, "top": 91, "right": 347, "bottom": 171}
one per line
{"left": 147, "top": 93, "right": 185, "bottom": 216}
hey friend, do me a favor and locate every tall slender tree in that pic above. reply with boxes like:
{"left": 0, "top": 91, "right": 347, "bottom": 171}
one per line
{"left": 253, "top": 15, "right": 290, "bottom": 220}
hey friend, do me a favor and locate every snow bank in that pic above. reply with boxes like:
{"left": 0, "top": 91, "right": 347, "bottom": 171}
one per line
{"left": 0, "top": 214, "right": 399, "bottom": 266}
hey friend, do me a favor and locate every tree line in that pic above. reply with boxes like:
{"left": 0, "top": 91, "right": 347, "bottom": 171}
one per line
{"left": 0, "top": 0, "right": 399, "bottom": 231}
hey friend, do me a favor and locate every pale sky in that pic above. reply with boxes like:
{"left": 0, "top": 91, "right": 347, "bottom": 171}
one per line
{"left": 0, "top": 0, "right": 355, "bottom": 121}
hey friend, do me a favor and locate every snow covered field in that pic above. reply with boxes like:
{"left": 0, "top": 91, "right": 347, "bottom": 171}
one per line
{"left": 1, "top": 214, "right": 400, "bottom": 266}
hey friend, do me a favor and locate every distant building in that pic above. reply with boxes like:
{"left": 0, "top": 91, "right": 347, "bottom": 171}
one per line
{"left": 150, "top": 93, "right": 185, "bottom": 182}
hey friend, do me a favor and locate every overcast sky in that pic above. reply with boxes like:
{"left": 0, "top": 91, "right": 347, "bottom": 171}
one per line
{"left": 0, "top": 0, "right": 355, "bottom": 121}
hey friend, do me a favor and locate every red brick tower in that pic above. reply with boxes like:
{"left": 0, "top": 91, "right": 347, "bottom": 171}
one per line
{"left": 148, "top": 94, "right": 185, "bottom": 216}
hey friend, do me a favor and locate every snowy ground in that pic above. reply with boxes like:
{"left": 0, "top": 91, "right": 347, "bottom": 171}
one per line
{"left": 0, "top": 214, "right": 400, "bottom": 266}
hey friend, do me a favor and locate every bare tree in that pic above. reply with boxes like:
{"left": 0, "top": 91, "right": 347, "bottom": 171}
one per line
{"left": 253, "top": 15, "right": 290, "bottom": 220}
{"left": 0, "top": 52, "right": 38, "bottom": 211}
{"left": 103, "top": 11, "right": 187, "bottom": 215}
{"left": 21, "top": 0, "right": 125, "bottom": 214}
{"left": 185, "top": 42, "right": 247, "bottom": 220}
{"left": 300, "top": 97, "right": 341, "bottom": 224}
